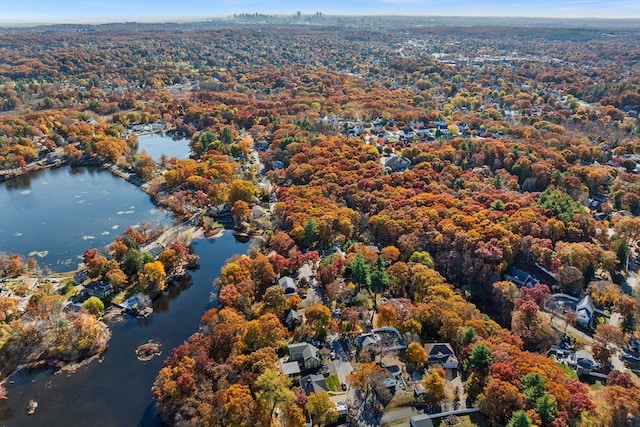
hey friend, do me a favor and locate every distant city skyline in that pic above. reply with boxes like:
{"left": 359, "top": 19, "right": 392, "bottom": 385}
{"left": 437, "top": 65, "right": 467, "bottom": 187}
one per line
{"left": 1, "top": 0, "right": 638, "bottom": 24}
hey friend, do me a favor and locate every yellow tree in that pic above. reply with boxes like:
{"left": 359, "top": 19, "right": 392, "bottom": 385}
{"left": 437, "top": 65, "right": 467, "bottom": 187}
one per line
{"left": 140, "top": 261, "right": 166, "bottom": 292}
{"left": 228, "top": 179, "right": 257, "bottom": 204}
{"left": 231, "top": 200, "right": 251, "bottom": 226}
{"left": 305, "top": 391, "right": 338, "bottom": 426}
{"left": 406, "top": 341, "right": 427, "bottom": 366}
{"left": 305, "top": 303, "right": 331, "bottom": 334}
{"left": 423, "top": 370, "right": 445, "bottom": 404}
{"left": 347, "top": 363, "right": 388, "bottom": 400}
{"left": 375, "top": 305, "right": 398, "bottom": 327}
{"left": 256, "top": 368, "right": 294, "bottom": 417}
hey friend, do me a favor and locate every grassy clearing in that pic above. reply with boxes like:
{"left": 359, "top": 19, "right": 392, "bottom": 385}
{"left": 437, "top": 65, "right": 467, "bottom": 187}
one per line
{"left": 589, "top": 381, "right": 603, "bottom": 391}
{"left": 556, "top": 362, "right": 579, "bottom": 380}
{"left": 111, "top": 291, "right": 127, "bottom": 305}
{"left": 325, "top": 374, "right": 341, "bottom": 392}
{"left": 432, "top": 413, "right": 489, "bottom": 427}
{"left": 384, "top": 390, "right": 415, "bottom": 411}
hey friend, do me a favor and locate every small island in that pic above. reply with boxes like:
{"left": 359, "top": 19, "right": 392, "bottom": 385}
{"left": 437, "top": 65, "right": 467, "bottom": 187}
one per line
{"left": 136, "top": 341, "right": 161, "bottom": 362}
{"left": 27, "top": 399, "right": 38, "bottom": 415}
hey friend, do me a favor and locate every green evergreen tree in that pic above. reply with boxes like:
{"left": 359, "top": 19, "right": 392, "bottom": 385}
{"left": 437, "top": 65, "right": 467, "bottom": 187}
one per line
{"left": 535, "top": 393, "right": 557, "bottom": 425}
{"left": 348, "top": 253, "right": 371, "bottom": 287}
{"left": 303, "top": 218, "right": 318, "bottom": 249}
{"left": 521, "top": 372, "right": 546, "bottom": 408}
{"left": 506, "top": 410, "right": 531, "bottom": 427}
{"left": 464, "top": 343, "right": 492, "bottom": 375}
{"left": 370, "top": 255, "right": 390, "bottom": 290}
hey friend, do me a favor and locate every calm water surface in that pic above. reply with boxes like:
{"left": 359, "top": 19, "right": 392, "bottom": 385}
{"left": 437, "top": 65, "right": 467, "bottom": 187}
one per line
{"left": 136, "top": 134, "right": 191, "bottom": 162}
{"left": 0, "top": 166, "right": 173, "bottom": 272}
{"left": 0, "top": 166, "right": 250, "bottom": 426}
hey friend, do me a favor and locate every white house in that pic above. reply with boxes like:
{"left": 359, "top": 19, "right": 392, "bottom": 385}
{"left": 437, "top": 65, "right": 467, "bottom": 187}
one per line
{"left": 576, "top": 295, "right": 595, "bottom": 327}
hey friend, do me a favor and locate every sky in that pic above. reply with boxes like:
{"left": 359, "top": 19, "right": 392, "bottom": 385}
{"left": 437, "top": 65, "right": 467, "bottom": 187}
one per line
{"left": 1, "top": 0, "right": 639, "bottom": 24}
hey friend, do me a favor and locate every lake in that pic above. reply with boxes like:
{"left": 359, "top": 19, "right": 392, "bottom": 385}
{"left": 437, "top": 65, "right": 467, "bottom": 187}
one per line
{"left": 0, "top": 232, "right": 250, "bottom": 426}
{"left": 136, "top": 134, "right": 191, "bottom": 162}
{"left": 0, "top": 164, "right": 251, "bottom": 425}
{"left": 0, "top": 166, "right": 175, "bottom": 273}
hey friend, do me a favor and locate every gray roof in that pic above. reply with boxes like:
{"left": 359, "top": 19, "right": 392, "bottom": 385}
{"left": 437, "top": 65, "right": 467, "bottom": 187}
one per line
{"left": 300, "top": 374, "right": 327, "bottom": 396}
{"left": 385, "top": 156, "right": 412, "bottom": 172}
{"left": 410, "top": 414, "right": 434, "bottom": 427}
{"left": 285, "top": 309, "right": 302, "bottom": 324}
{"left": 281, "top": 361, "right": 301, "bottom": 376}
{"left": 278, "top": 276, "right": 296, "bottom": 292}
{"left": 576, "top": 295, "right": 595, "bottom": 313}
{"left": 288, "top": 342, "right": 320, "bottom": 365}
{"left": 357, "top": 333, "right": 380, "bottom": 349}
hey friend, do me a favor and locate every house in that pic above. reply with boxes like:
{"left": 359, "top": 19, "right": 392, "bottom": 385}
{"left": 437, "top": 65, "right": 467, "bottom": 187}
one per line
{"left": 334, "top": 401, "right": 348, "bottom": 418}
{"left": 284, "top": 308, "right": 303, "bottom": 329}
{"left": 371, "top": 327, "right": 406, "bottom": 350}
{"left": 410, "top": 414, "right": 434, "bottom": 427}
{"left": 575, "top": 350, "right": 596, "bottom": 374}
{"left": 401, "top": 128, "right": 415, "bottom": 140}
{"left": 357, "top": 333, "right": 381, "bottom": 353}
{"left": 433, "top": 119, "right": 448, "bottom": 135}
{"left": 576, "top": 295, "right": 595, "bottom": 327}
{"left": 281, "top": 360, "right": 302, "bottom": 381}
{"left": 384, "top": 156, "right": 412, "bottom": 173}
{"left": 46, "top": 152, "right": 64, "bottom": 164}
{"left": 300, "top": 374, "right": 328, "bottom": 396}
{"left": 321, "top": 245, "right": 345, "bottom": 259}
{"left": 209, "top": 204, "right": 233, "bottom": 224}
{"left": 547, "top": 345, "right": 577, "bottom": 369}
{"left": 382, "top": 363, "right": 402, "bottom": 380}
{"left": 383, "top": 377, "right": 397, "bottom": 392}
{"left": 256, "top": 139, "right": 270, "bottom": 151}
{"left": 278, "top": 276, "right": 297, "bottom": 295}
{"left": 251, "top": 205, "right": 267, "bottom": 220}
{"left": 593, "top": 193, "right": 609, "bottom": 204}
{"left": 593, "top": 213, "right": 609, "bottom": 221}
{"left": 583, "top": 197, "right": 600, "bottom": 211}
{"left": 288, "top": 342, "right": 322, "bottom": 370}
{"left": 423, "top": 343, "right": 459, "bottom": 379}
{"left": 84, "top": 281, "right": 114, "bottom": 299}
{"left": 505, "top": 266, "right": 539, "bottom": 288}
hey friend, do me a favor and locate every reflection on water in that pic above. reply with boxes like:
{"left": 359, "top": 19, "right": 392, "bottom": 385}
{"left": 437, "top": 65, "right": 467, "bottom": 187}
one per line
{"left": 153, "top": 275, "right": 194, "bottom": 314}
{"left": 136, "top": 134, "right": 191, "bottom": 162}
{"left": 0, "top": 166, "right": 172, "bottom": 272}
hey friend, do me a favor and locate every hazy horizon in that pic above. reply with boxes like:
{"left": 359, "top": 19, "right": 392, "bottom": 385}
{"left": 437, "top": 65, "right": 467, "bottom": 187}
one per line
{"left": 1, "top": 0, "right": 639, "bottom": 25}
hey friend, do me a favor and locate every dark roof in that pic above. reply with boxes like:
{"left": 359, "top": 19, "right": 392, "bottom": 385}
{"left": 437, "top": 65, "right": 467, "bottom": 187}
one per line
{"left": 300, "top": 374, "right": 327, "bottom": 396}
{"left": 383, "top": 364, "right": 401, "bottom": 377}
{"left": 423, "top": 343, "right": 457, "bottom": 366}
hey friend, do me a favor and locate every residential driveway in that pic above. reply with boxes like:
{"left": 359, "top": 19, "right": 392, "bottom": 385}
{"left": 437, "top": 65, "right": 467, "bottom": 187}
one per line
{"left": 331, "top": 358, "right": 354, "bottom": 385}
{"left": 626, "top": 270, "right": 638, "bottom": 293}
{"left": 298, "top": 262, "right": 315, "bottom": 284}
{"left": 380, "top": 406, "right": 422, "bottom": 425}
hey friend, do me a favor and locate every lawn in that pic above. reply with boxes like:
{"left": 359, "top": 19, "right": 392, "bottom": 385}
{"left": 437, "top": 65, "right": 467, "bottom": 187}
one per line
{"left": 432, "top": 413, "right": 489, "bottom": 427}
{"left": 325, "top": 374, "right": 341, "bottom": 392}
{"left": 556, "top": 361, "right": 579, "bottom": 380}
